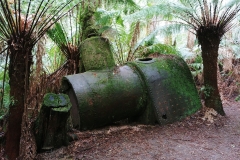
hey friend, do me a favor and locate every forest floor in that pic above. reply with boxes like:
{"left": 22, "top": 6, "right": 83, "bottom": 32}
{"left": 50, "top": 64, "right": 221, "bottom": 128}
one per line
{"left": 37, "top": 98, "right": 240, "bottom": 160}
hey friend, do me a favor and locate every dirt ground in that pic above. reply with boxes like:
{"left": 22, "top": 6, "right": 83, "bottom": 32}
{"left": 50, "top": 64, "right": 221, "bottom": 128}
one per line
{"left": 37, "top": 99, "right": 240, "bottom": 160}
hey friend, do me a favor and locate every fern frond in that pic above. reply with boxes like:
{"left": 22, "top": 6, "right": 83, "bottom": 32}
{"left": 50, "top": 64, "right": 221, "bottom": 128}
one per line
{"left": 125, "top": 3, "right": 172, "bottom": 23}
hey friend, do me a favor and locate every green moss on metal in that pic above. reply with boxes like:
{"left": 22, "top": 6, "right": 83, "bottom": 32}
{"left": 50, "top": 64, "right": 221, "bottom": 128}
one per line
{"left": 43, "top": 93, "right": 72, "bottom": 112}
{"left": 129, "top": 55, "right": 201, "bottom": 124}
{"left": 80, "top": 36, "right": 115, "bottom": 71}
{"left": 64, "top": 65, "right": 147, "bottom": 130}
{"left": 82, "top": 69, "right": 146, "bottom": 126}
{"left": 63, "top": 54, "right": 201, "bottom": 129}
{"left": 58, "top": 94, "right": 70, "bottom": 106}
{"left": 43, "top": 93, "right": 59, "bottom": 107}
{"left": 154, "top": 55, "right": 201, "bottom": 117}
{"left": 35, "top": 93, "right": 72, "bottom": 151}
{"left": 54, "top": 105, "right": 70, "bottom": 112}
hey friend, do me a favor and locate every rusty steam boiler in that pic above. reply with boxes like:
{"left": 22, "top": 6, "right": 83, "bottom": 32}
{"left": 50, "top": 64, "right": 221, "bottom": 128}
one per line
{"left": 61, "top": 36, "right": 201, "bottom": 131}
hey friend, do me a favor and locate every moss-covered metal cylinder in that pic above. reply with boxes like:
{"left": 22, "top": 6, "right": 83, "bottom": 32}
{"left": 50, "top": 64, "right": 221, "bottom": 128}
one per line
{"left": 129, "top": 55, "right": 201, "bottom": 125}
{"left": 62, "top": 65, "right": 147, "bottom": 130}
{"left": 80, "top": 36, "right": 115, "bottom": 71}
{"left": 62, "top": 54, "right": 201, "bottom": 130}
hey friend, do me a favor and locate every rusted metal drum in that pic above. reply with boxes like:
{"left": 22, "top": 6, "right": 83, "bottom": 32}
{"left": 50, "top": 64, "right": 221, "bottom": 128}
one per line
{"left": 80, "top": 36, "right": 115, "bottom": 71}
{"left": 62, "top": 55, "right": 201, "bottom": 130}
{"left": 62, "top": 66, "right": 147, "bottom": 130}
{"left": 129, "top": 55, "right": 201, "bottom": 125}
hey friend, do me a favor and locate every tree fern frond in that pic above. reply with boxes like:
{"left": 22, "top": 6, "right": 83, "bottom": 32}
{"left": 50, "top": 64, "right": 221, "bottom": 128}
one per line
{"left": 125, "top": 3, "right": 172, "bottom": 24}
{"left": 132, "top": 28, "right": 160, "bottom": 54}
{"left": 47, "top": 23, "right": 68, "bottom": 46}
{"left": 102, "top": 0, "right": 139, "bottom": 14}
{"left": 132, "top": 22, "right": 187, "bottom": 54}
{"left": 225, "top": 0, "right": 240, "bottom": 8}
{"left": 171, "top": 0, "right": 240, "bottom": 37}
{"left": 47, "top": 22, "right": 69, "bottom": 57}
{"left": 138, "top": 43, "right": 180, "bottom": 57}
{"left": 95, "top": 8, "right": 120, "bottom": 26}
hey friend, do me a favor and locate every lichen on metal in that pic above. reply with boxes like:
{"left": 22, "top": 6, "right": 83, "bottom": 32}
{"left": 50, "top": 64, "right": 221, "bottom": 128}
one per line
{"left": 43, "top": 93, "right": 59, "bottom": 108}
{"left": 37, "top": 36, "right": 202, "bottom": 151}
{"left": 128, "top": 55, "right": 201, "bottom": 125}
{"left": 60, "top": 35, "right": 201, "bottom": 130}
{"left": 52, "top": 94, "right": 72, "bottom": 112}
{"left": 80, "top": 36, "right": 115, "bottom": 71}
{"left": 62, "top": 54, "right": 201, "bottom": 130}
{"left": 62, "top": 65, "right": 147, "bottom": 130}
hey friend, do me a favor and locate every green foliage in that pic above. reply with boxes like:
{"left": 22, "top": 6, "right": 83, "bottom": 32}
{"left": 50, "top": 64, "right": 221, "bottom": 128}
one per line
{"left": 44, "top": 44, "right": 66, "bottom": 73}
{"left": 95, "top": 9, "right": 120, "bottom": 27}
{"left": 93, "top": 8, "right": 140, "bottom": 64}
{"left": 47, "top": 23, "right": 68, "bottom": 48}
{"left": 0, "top": 67, "right": 10, "bottom": 116}
{"left": 200, "top": 85, "right": 213, "bottom": 98}
{"left": 0, "top": 50, "right": 9, "bottom": 111}
{"left": 101, "top": 0, "right": 139, "bottom": 14}
{"left": 188, "top": 62, "right": 203, "bottom": 77}
{"left": 93, "top": 2, "right": 183, "bottom": 64}
{"left": 235, "top": 95, "right": 240, "bottom": 101}
{"left": 139, "top": 43, "right": 180, "bottom": 57}
{"left": 125, "top": 1, "right": 171, "bottom": 23}
{"left": 45, "top": 0, "right": 141, "bottom": 72}
{"left": 0, "top": 84, "right": 10, "bottom": 107}
{"left": 82, "top": 1, "right": 188, "bottom": 64}
{"left": 46, "top": 21, "right": 78, "bottom": 72}
{"left": 195, "top": 54, "right": 203, "bottom": 63}
{"left": 187, "top": 54, "right": 203, "bottom": 76}
{"left": 220, "top": 23, "right": 240, "bottom": 59}
{"left": 46, "top": 3, "right": 88, "bottom": 74}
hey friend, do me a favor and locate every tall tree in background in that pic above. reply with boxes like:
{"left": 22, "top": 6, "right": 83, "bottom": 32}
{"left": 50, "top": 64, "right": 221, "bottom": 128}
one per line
{"left": 172, "top": 0, "right": 240, "bottom": 115}
{"left": 0, "top": 0, "right": 76, "bottom": 159}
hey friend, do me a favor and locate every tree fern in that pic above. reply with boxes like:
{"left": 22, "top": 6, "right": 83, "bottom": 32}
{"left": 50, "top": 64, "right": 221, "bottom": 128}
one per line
{"left": 0, "top": 0, "right": 78, "bottom": 158}
{"left": 169, "top": 0, "right": 240, "bottom": 115}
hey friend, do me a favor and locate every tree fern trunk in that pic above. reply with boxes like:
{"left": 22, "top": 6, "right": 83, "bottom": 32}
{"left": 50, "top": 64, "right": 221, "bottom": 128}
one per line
{"left": 201, "top": 40, "right": 225, "bottom": 115}
{"left": 5, "top": 44, "right": 32, "bottom": 159}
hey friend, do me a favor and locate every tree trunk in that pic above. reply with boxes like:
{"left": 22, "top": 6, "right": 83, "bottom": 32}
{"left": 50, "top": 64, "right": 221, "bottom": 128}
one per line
{"left": 201, "top": 40, "right": 225, "bottom": 115}
{"left": 5, "top": 44, "right": 32, "bottom": 159}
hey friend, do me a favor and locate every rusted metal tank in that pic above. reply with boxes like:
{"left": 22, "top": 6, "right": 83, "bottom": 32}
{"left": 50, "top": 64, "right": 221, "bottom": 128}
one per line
{"left": 62, "top": 66, "right": 147, "bottom": 130}
{"left": 61, "top": 36, "right": 201, "bottom": 131}
{"left": 129, "top": 55, "right": 201, "bottom": 125}
{"left": 62, "top": 56, "right": 201, "bottom": 130}
{"left": 80, "top": 36, "right": 115, "bottom": 71}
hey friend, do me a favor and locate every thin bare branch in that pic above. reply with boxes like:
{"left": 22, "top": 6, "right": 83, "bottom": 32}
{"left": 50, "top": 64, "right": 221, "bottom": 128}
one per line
{"left": 27, "top": 0, "right": 55, "bottom": 37}
{"left": 23, "top": 0, "right": 32, "bottom": 33}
